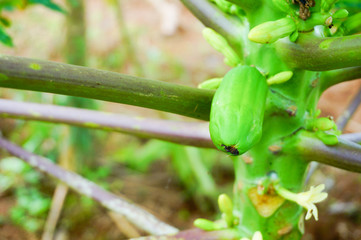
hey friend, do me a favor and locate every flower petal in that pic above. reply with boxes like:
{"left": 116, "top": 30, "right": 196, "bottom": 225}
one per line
{"left": 252, "top": 231, "right": 263, "bottom": 240}
{"left": 310, "top": 192, "right": 328, "bottom": 203}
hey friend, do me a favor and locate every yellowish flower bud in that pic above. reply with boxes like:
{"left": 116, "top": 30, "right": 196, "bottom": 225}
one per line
{"left": 248, "top": 18, "right": 296, "bottom": 44}
{"left": 203, "top": 28, "right": 241, "bottom": 66}
{"left": 267, "top": 71, "right": 293, "bottom": 85}
{"left": 198, "top": 78, "right": 222, "bottom": 90}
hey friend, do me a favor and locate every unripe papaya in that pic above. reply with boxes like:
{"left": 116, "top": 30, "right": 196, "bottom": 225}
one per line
{"left": 209, "top": 65, "right": 268, "bottom": 155}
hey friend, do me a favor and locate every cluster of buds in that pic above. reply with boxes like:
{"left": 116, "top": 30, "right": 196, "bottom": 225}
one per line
{"left": 248, "top": 0, "right": 356, "bottom": 43}
{"left": 306, "top": 114, "right": 341, "bottom": 145}
{"left": 194, "top": 185, "right": 327, "bottom": 235}
{"left": 207, "top": 0, "right": 360, "bottom": 45}
{"left": 194, "top": 193, "right": 238, "bottom": 231}
{"left": 199, "top": 70, "right": 294, "bottom": 90}
{"left": 194, "top": 193, "right": 264, "bottom": 240}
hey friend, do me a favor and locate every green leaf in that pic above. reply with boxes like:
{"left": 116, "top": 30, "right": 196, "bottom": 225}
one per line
{"left": 28, "top": 0, "right": 65, "bottom": 13}
{"left": 0, "top": 0, "right": 25, "bottom": 10}
{"left": 23, "top": 217, "right": 42, "bottom": 232}
{"left": 0, "top": 26, "right": 13, "bottom": 47}
{"left": 28, "top": 198, "right": 51, "bottom": 216}
{"left": 0, "top": 157, "right": 27, "bottom": 173}
{"left": 10, "top": 206, "right": 26, "bottom": 224}
{"left": 0, "top": 16, "right": 11, "bottom": 27}
{"left": 0, "top": 175, "right": 13, "bottom": 192}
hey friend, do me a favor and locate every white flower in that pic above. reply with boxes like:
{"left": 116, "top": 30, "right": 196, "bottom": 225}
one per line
{"left": 240, "top": 231, "right": 263, "bottom": 240}
{"left": 275, "top": 184, "right": 328, "bottom": 221}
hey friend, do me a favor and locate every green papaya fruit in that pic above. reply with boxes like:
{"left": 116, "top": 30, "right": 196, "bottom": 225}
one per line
{"left": 209, "top": 65, "right": 268, "bottom": 155}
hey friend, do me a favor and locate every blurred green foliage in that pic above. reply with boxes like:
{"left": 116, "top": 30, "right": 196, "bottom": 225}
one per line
{"left": 0, "top": 0, "right": 231, "bottom": 237}
{"left": 336, "top": 0, "right": 361, "bottom": 14}
{"left": 0, "top": 0, "right": 64, "bottom": 46}
{"left": 111, "top": 139, "right": 234, "bottom": 201}
{"left": 0, "top": 157, "right": 51, "bottom": 232}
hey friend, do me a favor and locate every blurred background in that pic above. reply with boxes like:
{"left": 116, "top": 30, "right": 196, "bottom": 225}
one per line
{"left": 0, "top": 0, "right": 360, "bottom": 239}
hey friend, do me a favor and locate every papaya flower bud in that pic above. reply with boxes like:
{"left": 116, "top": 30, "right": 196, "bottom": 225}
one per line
{"left": 198, "top": 78, "right": 222, "bottom": 90}
{"left": 194, "top": 218, "right": 215, "bottom": 231}
{"left": 218, "top": 193, "right": 234, "bottom": 227}
{"left": 333, "top": 9, "right": 349, "bottom": 19}
{"left": 289, "top": 30, "right": 299, "bottom": 42}
{"left": 307, "top": 117, "right": 336, "bottom": 131}
{"left": 194, "top": 218, "right": 224, "bottom": 231}
{"left": 267, "top": 71, "right": 293, "bottom": 85}
{"left": 218, "top": 193, "right": 233, "bottom": 215}
{"left": 203, "top": 28, "right": 241, "bottom": 67}
{"left": 248, "top": 17, "right": 296, "bottom": 44}
{"left": 342, "top": 12, "right": 361, "bottom": 35}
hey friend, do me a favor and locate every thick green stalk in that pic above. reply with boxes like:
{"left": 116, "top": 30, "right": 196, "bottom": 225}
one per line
{"left": 294, "top": 131, "right": 361, "bottom": 172}
{"left": 0, "top": 55, "right": 213, "bottom": 120}
{"left": 231, "top": 71, "right": 315, "bottom": 238}
{"left": 276, "top": 34, "right": 361, "bottom": 71}
{"left": 221, "top": 4, "right": 323, "bottom": 240}
{"left": 320, "top": 66, "right": 361, "bottom": 91}
{"left": 336, "top": 86, "right": 361, "bottom": 130}
{"left": 341, "top": 133, "right": 361, "bottom": 143}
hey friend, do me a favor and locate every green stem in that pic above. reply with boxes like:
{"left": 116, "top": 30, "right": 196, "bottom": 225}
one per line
{"left": 0, "top": 99, "right": 213, "bottom": 148}
{"left": 320, "top": 66, "right": 361, "bottom": 91}
{"left": 336, "top": 86, "right": 361, "bottom": 130}
{"left": 0, "top": 55, "right": 213, "bottom": 120}
{"left": 341, "top": 133, "right": 361, "bottom": 143}
{"left": 293, "top": 130, "right": 361, "bottom": 172}
{"left": 276, "top": 34, "right": 361, "bottom": 71}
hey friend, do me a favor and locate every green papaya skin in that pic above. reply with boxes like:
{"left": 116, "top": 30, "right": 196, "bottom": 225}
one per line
{"left": 209, "top": 65, "right": 268, "bottom": 155}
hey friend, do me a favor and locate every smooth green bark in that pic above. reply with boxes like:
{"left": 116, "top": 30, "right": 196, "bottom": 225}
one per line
{"left": 320, "top": 66, "right": 361, "bottom": 91}
{"left": 0, "top": 55, "right": 213, "bottom": 120}
{"left": 277, "top": 34, "right": 361, "bottom": 71}
{"left": 295, "top": 131, "right": 361, "bottom": 172}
